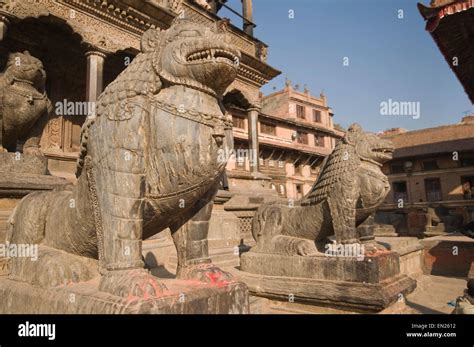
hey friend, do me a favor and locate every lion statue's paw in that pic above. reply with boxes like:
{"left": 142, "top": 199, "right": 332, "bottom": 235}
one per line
{"left": 99, "top": 269, "right": 168, "bottom": 299}
{"left": 176, "top": 263, "right": 233, "bottom": 285}
{"left": 9, "top": 246, "right": 97, "bottom": 288}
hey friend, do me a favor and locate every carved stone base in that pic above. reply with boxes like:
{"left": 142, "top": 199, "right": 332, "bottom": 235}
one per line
{"left": 0, "top": 276, "right": 249, "bottom": 314}
{"left": 236, "top": 251, "right": 416, "bottom": 312}
{"left": 0, "top": 173, "right": 70, "bottom": 198}
{"left": 0, "top": 153, "right": 48, "bottom": 175}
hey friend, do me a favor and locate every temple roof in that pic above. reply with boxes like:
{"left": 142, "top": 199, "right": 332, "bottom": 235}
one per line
{"left": 418, "top": 0, "right": 474, "bottom": 103}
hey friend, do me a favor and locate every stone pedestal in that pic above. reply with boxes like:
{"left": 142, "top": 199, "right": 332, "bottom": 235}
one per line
{"left": 376, "top": 237, "right": 424, "bottom": 277}
{"left": 421, "top": 232, "right": 474, "bottom": 278}
{"left": 0, "top": 276, "right": 249, "bottom": 314}
{"left": 0, "top": 153, "right": 70, "bottom": 198}
{"left": 374, "top": 224, "right": 398, "bottom": 237}
{"left": 0, "top": 152, "right": 49, "bottom": 175}
{"left": 235, "top": 250, "right": 416, "bottom": 312}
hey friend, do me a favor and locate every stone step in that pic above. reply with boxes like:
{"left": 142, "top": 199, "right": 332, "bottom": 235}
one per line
{"left": 167, "top": 248, "right": 239, "bottom": 269}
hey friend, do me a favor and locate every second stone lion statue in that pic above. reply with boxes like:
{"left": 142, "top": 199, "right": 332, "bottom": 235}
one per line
{"left": 6, "top": 18, "right": 241, "bottom": 298}
{"left": 250, "top": 124, "right": 394, "bottom": 256}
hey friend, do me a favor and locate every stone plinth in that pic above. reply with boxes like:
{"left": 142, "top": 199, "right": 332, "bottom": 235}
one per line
{"left": 236, "top": 251, "right": 416, "bottom": 312}
{"left": 0, "top": 152, "right": 48, "bottom": 176}
{"left": 0, "top": 276, "right": 249, "bottom": 314}
{"left": 421, "top": 232, "right": 474, "bottom": 278}
{"left": 0, "top": 173, "right": 70, "bottom": 198}
{"left": 374, "top": 224, "right": 398, "bottom": 237}
{"left": 377, "top": 237, "right": 424, "bottom": 277}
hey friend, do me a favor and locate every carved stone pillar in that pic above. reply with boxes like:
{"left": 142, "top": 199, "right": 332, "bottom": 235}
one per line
{"left": 0, "top": 14, "right": 9, "bottom": 41}
{"left": 242, "top": 0, "right": 254, "bottom": 36}
{"left": 85, "top": 50, "right": 106, "bottom": 103}
{"left": 247, "top": 106, "right": 260, "bottom": 173}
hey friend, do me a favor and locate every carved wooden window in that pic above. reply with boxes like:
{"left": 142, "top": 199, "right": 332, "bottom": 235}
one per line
{"left": 296, "top": 105, "right": 305, "bottom": 119}
{"left": 425, "top": 178, "right": 442, "bottom": 202}
{"left": 390, "top": 162, "right": 405, "bottom": 174}
{"left": 297, "top": 131, "right": 308, "bottom": 144}
{"left": 461, "top": 157, "right": 474, "bottom": 167}
{"left": 232, "top": 116, "right": 245, "bottom": 129}
{"left": 313, "top": 109, "right": 322, "bottom": 123}
{"left": 393, "top": 181, "right": 409, "bottom": 204}
{"left": 422, "top": 160, "right": 438, "bottom": 171}
{"left": 315, "top": 134, "right": 325, "bottom": 147}
{"left": 260, "top": 122, "right": 276, "bottom": 135}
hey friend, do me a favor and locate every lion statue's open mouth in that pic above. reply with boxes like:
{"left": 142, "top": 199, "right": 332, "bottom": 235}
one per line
{"left": 185, "top": 48, "right": 239, "bottom": 65}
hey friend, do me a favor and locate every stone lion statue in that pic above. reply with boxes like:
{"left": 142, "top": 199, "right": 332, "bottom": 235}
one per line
{"left": 0, "top": 51, "right": 50, "bottom": 154}
{"left": 7, "top": 18, "right": 241, "bottom": 298}
{"left": 250, "top": 124, "right": 394, "bottom": 256}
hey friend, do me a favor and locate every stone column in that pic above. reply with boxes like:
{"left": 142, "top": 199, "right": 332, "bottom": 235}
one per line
{"left": 242, "top": 0, "right": 254, "bottom": 36}
{"left": 247, "top": 106, "right": 260, "bottom": 173}
{"left": 85, "top": 50, "right": 106, "bottom": 103}
{"left": 0, "top": 15, "right": 9, "bottom": 42}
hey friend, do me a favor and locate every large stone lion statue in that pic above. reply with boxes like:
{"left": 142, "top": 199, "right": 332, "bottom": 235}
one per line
{"left": 6, "top": 18, "right": 241, "bottom": 298}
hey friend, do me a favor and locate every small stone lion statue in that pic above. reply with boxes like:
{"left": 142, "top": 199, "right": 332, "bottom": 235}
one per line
{"left": 0, "top": 51, "right": 51, "bottom": 154}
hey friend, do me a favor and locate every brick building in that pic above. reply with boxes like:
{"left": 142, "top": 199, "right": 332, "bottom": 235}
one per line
{"left": 380, "top": 116, "right": 474, "bottom": 208}
{"left": 225, "top": 80, "right": 344, "bottom": 200}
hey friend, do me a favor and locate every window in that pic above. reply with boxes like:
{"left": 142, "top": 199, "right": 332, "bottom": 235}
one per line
{"left": 278, "top": 160, "right": 285, "bottom": 168}
{"left": 313, "top": 110, "right": 322, "bottom": 123}
{"left": 390, "top": 163, "right": 405, "bottom": 174}
{"left": 422, "top": 160, "right": 438, "bottom": 171}
{"left": 268, "top": 160, "right": 275, "bottom": 167}
{"left": 279, "top": 184, "right": 286, "bottom": 197}
{"left": 461, "top": 157, "right": 474, "bottom": 167}
{"left": 315, "top": 134, "right": 325, "bottom": 147}
{"left": 295, "top": 184, "right": 304, "bottom": 199}
{"left": 260, "top": 122, "right": 276, "bottom": 135}
{"left": 295, "top": 163, "right": 303, "bottom": 175}
{"left": 461, "top": 176, "right": 474, "bottom": 200}
{"left": 296, "top": 105, "right": 305, "bottom": 119}
{"left": 270, "top": 183, "right": 276, "bottom": 191}
{"left": 393, "top": 181, "right": 408, "bottom": 204}
{"left": 297, "top": 131, "right": 308, "bottom": 144}
{"left": 232, "top": 116, "right": 245, "bottom": 129}
{"left": 259, "top": 157, "right": 264, "bottom": 166}
{"left": 425, "top": 178, "right": 442, "bottom": 202}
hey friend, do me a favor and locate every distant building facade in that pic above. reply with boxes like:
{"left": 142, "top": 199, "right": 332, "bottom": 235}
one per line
{"left": 380, "top": 116, "right": 474, "bottom": 208}
{"left": 225, "top": 81, "right": 344, "bottom": 200}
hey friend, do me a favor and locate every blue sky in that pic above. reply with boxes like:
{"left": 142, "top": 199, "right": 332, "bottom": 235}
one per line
{"left": 219, "top": 0, "right": 473, "bottom": 132}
